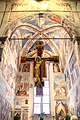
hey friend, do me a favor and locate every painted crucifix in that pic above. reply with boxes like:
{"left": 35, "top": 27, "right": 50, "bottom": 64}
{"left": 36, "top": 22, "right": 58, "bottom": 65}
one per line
{"left": 21, "top": 41, "right": 59, "bottom": 87}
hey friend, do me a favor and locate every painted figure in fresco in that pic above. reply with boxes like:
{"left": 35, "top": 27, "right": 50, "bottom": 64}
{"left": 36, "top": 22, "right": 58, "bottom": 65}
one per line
{"left": 22, "top": 64, "right": 27, "bottom": 72}
{"left": 53, "top": 63, "right": 60, "bottom": 72}
{"left": 22, "top": 63, "right": 30, "bottom": 72}
{"left": 13, "top": 113, "right": 20, "bottom": 120}
{"left": 23, "top": 111, "right": 28, "bottom": 120}
{"left": 16, "top": 74, "right": 29, "bottom": 96}
{"left": 59, "top": 116, "right": 64, "bottom": 120}
{"left": 56, "top": 101, "right": 67, "bottom": 120}
{"left": 16, "top": 84, "right": 27, "bottom": 96}
{"left": 56, "top": 87, "right": 67, "bottom": 97}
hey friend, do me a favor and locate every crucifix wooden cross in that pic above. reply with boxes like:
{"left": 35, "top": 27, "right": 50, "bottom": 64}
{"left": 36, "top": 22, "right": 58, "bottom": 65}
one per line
{"left": 21, "top": 41, "right": 59, "bottom": 87}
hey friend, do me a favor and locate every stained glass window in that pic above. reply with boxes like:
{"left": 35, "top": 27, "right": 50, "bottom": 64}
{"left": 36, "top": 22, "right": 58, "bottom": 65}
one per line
{"left": 33, "top": 79, "right": 50, "bottom": 114}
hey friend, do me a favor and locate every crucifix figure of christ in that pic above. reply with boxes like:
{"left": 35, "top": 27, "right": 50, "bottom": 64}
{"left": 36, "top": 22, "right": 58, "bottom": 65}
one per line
{"left": 21, "top": 41, "right": 59, "bottom": 87}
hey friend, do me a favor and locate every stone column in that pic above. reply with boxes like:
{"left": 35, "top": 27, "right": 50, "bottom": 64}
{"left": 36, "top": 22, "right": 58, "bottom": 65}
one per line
{"left": 46, "top": 62, "right": 49, "bottom": 79}
{"left": 28, "top": 62, "right": 34, "bottom": 120}
{"left": 49, "top": 62, "right": 55, "bottom": 120}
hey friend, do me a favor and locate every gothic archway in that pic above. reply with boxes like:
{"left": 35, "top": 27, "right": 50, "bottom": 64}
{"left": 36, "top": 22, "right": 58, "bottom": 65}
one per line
{"left": 3, "top": 13, "right": 77, "bottom": 70}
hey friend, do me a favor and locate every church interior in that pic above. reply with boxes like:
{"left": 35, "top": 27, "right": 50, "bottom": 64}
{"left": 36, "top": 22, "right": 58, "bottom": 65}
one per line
{"left": 0, "top": 0, "right": 80, "bottom": 120}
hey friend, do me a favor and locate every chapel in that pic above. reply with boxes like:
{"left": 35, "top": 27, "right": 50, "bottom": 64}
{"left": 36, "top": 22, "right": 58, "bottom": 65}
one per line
{"left": 0, "top": 0, "right": 80, "bottom": 120}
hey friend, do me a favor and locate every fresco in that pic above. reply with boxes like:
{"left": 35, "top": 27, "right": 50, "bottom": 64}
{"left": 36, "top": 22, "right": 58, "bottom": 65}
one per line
{"left": 0, "top": 94, "right": 12, "bottom": 120}
{"left": 22, "top": 110, "right": 28, "bottom": 120}
{"left": 53, "top": 63, "right": 60, "bottom": 73}
{"left": 15, "top": 99, "right": 22, "bottom": 108}
{"left": 14, "top": 110, "right": 21, "bottom": 120}
{"left": 70, "top": 87, "right": 76, "bottom": 106}
{"left": 2, "top": 12, "right": 78, "bottom": 118}
{"left": 68, "top": 81, "right": 80, "bottom": 115}
{"left": 5, "top": 13, "right": 73, "bottom": 58}
{"left": 15, "top": 74, "right": 29, "bottom": 96}
{"left": 77, "top": 103, "right": 80, "bottom": 116}
{"left": 0, "top": 35, "right": 20, "bottom": 117}
{"left": 0, "top": 41, "right": 18, "bottom": 107}
{"left": 1, "top": 41, "right": 18, "bottom": 83}
{"left": 65, "top": 50, "right": 80, "bottom": 115}
{"left": 76, "top": 80, "right": 80, "bottom": 103}
{"left": 19, "top": 63, "right": 30, "bottom": 72}
{"left": 54, "top": 74, "right": 67, "bottom": 98}
{"left": 56, "top": 100, "right": 68, "bottom": 119}
{"left": 64, "top": 41, "right": 73, "bottom": 62}
{"left": 65, "top": 50, "right": 79, "bottom": 91}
